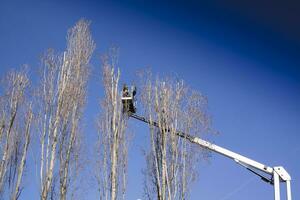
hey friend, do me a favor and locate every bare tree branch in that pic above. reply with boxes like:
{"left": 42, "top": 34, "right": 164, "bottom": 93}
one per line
{"left": 96, "top": 48, "right": 129, "bottom": 200}
{"left": 0, "top": 67, "right": 33, "bottom": 200}
{"left": 138, "top": 71, "right": 212, "bottom": 200}
{"left": 38, "top": 19, "right": 95, "bottom": 200}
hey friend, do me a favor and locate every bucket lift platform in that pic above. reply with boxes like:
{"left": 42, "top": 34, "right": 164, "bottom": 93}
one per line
{"left": 121, "top": 84, "right": 136, "bottom": 114}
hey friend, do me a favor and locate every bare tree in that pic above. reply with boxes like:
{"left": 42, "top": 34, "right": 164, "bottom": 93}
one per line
{"left": 58, "top": 19, "right": 94, "bottom": 200}
{"left": 96, "top": 48, "right": 129, "bottom": 200}
{"left": 0, "top": 68, "right": 33, "bottom": 200}
{"left": 11, "top": 102, "right": 33, "bottom": 200}
{"left": 139, "top": 71, "right": 212, "bottom": 200}
{"left": 38, "top": 19, "right": 94, "bottom": 200}
{"left": 38, "top": 49, "right": 60, "bottom": 200}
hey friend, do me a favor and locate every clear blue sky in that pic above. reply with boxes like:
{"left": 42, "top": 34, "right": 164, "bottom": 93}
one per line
{"left": 0, "top": 0, "right": 299, "bottom": 199}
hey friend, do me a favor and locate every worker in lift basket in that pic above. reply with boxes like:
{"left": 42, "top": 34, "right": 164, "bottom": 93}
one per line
{"left": 122, "top": 84, "right": 129, "bottom": 97}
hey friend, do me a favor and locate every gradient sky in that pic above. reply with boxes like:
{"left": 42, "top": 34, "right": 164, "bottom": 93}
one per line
{"left": 0, "top": 0, "right": 299, "bottom": 199}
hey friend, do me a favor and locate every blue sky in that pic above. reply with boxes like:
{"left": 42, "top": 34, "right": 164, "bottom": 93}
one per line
{"left": 0, "top": 0, "right": 299, "bottom": 199}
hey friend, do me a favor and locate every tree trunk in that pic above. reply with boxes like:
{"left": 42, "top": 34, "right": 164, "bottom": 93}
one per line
{"left": 11, "top": 109, "right": 32, "bottom": 200}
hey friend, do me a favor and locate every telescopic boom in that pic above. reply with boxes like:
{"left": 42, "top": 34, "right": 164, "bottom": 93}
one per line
{"left": 121, "top": 86, "right": 292, "bottom": 200}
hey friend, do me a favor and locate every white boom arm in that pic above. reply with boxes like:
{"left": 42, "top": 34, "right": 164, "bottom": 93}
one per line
{"left": 129, "top": 113, "right": 292, "bottom": 200}
{"left": 191, "top": 137, "right": 292, "bottom": 200}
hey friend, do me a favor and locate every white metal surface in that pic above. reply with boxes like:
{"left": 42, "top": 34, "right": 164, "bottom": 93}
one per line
{"left": 287, "top": 180, "right": 292, "bottom": 200}
{"left": 190, "top": 137, "right": 292, "bottom": 200}
{"left": 274, "top": 171, "right": 281, "bottom": 200}
{"left": 192, "top": 137, "right": 273, "bottom": 174}
{"left": 274, "top": 166, "right": 291, "bottom": 181}
{"left": 121, "top": 96, "right": 133, "bottom": 100}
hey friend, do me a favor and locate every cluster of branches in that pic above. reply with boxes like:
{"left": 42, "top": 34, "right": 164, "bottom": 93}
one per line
{"left": 96, "top": 48, "right": 129, "bottom": 200}
{"left": 139, "top": 71, "right": 212, "bottom": 200}
{"left": 0, "top": 18, "right": 213, "bottom": 200}
{"left": 37, "top": 19, "right": 95, "bottom": 200}
{"left": 0, "top": 19, "right": 95, "bottom": 200}
{"left": 0, "top": 68, "right": 33, "bottom": 200}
